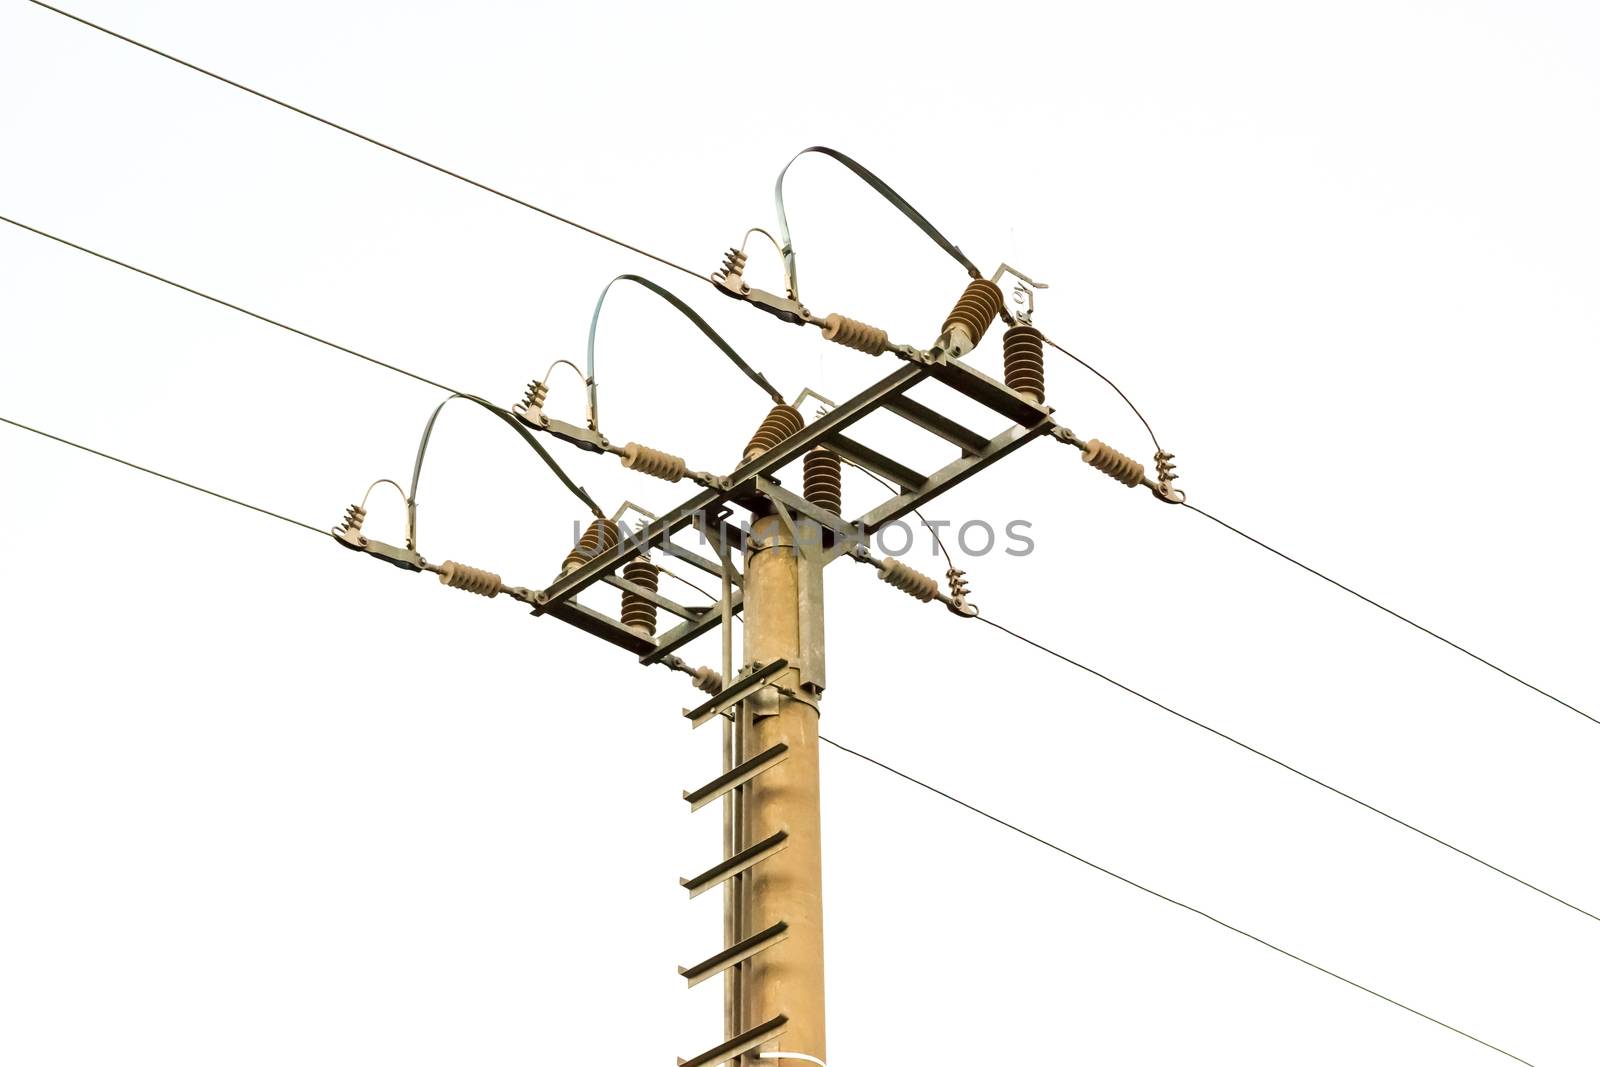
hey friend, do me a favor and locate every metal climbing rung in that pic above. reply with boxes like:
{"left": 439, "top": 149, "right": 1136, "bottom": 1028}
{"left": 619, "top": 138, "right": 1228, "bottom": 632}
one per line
{"left": 681, "top": 830, "right": 789, "bottom": 899}
{"left": 678, "top": 921, "right": 790, "bottom": 988}
{"left": 683, "top": 743, "right": 790, "bottom": 812}
{"left": 677, "top": 1014, "right": 789, "bottom": 1067}
{"left": 682, "top": 658, "right": 789, "bottom": 728}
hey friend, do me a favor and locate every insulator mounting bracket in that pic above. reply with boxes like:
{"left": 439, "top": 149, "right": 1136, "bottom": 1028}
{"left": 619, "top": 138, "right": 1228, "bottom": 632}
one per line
{"left": 333, "top": 527, "right": 426, "bottom": 572}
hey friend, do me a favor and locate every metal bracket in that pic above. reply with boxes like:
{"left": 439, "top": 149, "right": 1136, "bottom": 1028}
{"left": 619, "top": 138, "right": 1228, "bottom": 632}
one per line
{"left": 333, "top": 527, "right": 426, "bottom": 572}
{"left": 511, "top": 405, "right": 610, "bottom": 454}
{"left": 681, "top": 830, "right": 789, "bottom": 899}
{"left": 679, "top": 1015, "right": 790, "bottom": 1067}
{"left": 683, "top": 659, "right": 790, "bottom": 728}
{"left": 679, "top": 922, "right": 791, "bottom": 989}
{"left": 712, "top": 269, "right": 818, "bottom": 328}
{"left": 684, "top": 743, "right": 791, "bottom": 813}
{"left": 771, "top": 503, "right": 829, "bottom": 695}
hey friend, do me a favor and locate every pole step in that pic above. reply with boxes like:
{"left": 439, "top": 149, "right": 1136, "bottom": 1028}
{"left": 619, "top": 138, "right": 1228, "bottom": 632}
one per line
{"left": 677, "top": 1014, "right": 789, "bottom": 1067}
{"left": 681, "top": 830, "right": 788, "bottom": 899}
{"left": 683, "top": 743, "right": 790, "bottom": 812}
{"left": 683, "top": 658, "right": 789, "bottom": 728}
{"left": 679, "top": 921, "right": 790, "bottom": 988}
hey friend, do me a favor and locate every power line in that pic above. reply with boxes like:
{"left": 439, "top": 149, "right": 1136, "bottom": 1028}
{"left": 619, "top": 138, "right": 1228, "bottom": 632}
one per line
{"left": 1183, "top": 502, "right": 1594, "bottom": 727}
{"left": 3, "top": 412, "right": 1550, "bottom": 1066}
{"left": 837, "top": 454, "right": 956, "bottom": 572}
{"left": 0, "top": 215, "right": 607, "bottom": 516}
{"left": 969, "top": 614, "right": 1598, "bottom": 924}
{"left": 0, "top": 214, "right": 458, "bottom": 395}
{"left": 818, "top": 735, "right": 1540, "bottom": 1067}
{"left": 10, "top": 202, "right": 1584, "bottom": 917}
{"left": 24, "top": 0, "right": 708, "bottom": 284}
{"left": 1, "top": 415, "right": 327, "bottom": 537}
{"left": 1040, "top": 332, "right": 1163, "bottom": 452}
{"left": 1024, "top": 333, "right": 1585, "bottom": 730}
{"left": 26, "top": 1, "right": 1582, "bottom": 737}
{"left": 35, "top": 0, "right": 1576, "bottom": 727}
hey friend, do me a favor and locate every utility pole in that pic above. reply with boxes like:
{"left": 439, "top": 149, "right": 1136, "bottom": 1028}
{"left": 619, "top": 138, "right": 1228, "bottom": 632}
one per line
{"left": 336, "top": 256, "right": 1183, "bottom": 1067}
{"left": 741, "top": 508, "right": 827, "bottom": 1060}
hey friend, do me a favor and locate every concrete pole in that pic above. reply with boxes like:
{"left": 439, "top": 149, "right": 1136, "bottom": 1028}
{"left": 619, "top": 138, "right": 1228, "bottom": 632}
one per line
{"left": 717, "top": 531, "right": 743, "bottom": 1042}
{"left": 741, "top": 510, "right": 826, "bottom": 1062}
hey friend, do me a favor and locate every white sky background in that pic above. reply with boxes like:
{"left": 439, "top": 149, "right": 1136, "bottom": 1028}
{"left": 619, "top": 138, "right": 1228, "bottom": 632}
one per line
{"left": 1, "top": 1, "right": 1596, "bottom": 1064}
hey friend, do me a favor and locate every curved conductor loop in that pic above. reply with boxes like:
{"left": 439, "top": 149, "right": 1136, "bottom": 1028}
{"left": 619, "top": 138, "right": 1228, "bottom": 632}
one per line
{"left": 758, "top": 1055, "right": 827, "bottom": 1067}
{"left": 590, "top": 275, "right": 783, "bottom": 435}
{"left": 1030, "top": 324, "right": 1187, "bottom": 503}
{"left": 773, "top": 145, "right": 982, "bottom": 305}
{"left": 333, "top": 480, "right": 426, "bottom": 571}
{"left": 409, "top": 393, "right": 604, "bottom": 542}
{"left": 514, "top": 359, "right": 595, "bottom": 436}
{"left": 335, "top": 479, "right": 415, "bottom": 547}
{"left": 720, "top": 227, "right": 790, "bottom": 297}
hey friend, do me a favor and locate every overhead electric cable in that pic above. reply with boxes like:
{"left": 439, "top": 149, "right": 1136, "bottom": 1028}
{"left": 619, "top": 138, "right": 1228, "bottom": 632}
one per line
{"left": 831, "top": 450, "right": 957, "bottom": 571}
{"left": 1, "top": 415, "right": 327, "bottom": 537}
{"left": 1039, "top": 332, "right": 1162, "bottom": 451}
{"left": 966, "top": 613, "right": 1597, "bottom": 923}
{"left": 587, "top": 274, "right": 786, "bottom": 410}
{"left": 0, "top": 215, "right": 602, "bottom": 517}
{"left": 32, "top": 1, "right": 1573, "bottom": 733}
{"left": 775, "top": 146, "right": 982, "bottom": 299}
{"left": 1032, "top": 318, "right": 1584, "bottom": 725}
{"left": 818, "top": 735, "right": 1539, "bottom": 1067}
{"left": 1182, "top": 503, "right": 1593, "bottom": 726}
{"left": 23, "top": 0, "right": 707, "bottom": 284}
{"left": 409, "top": 393, "right": 603, "bottom": 520}
{"left": 0, "top": 213, "right": 456, "bottom": 393}
{"left": 0, "top": 416, "right": 1553, "bottom": 1066}
{"left": 1032, "top": 318, "right": 1579, "bottom": 725}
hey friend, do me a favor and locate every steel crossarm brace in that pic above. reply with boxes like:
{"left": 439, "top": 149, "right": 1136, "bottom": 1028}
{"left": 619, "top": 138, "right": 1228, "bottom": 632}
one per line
{"left": 926, "top": 354, "right": 1054, "bottom": 425}
{"left": 855, "top": 419, "right": 1054, "bottom": 533}
{"left": 534, "top": 483, "right": 723, "bottom": 610}
{"left": 534, "top": 362, "right": 933, "bottom": 608}
{"left": 879, "top": 392, "right": 990, "bottom": 455}
{"left": 682, "top": 659, "right": 790, "bottom": 726}
{"left": 753, "top": 477, "right": 860, "bottom": 540}
{"left": 540, "top": 598, "right": 657, "bottom": 656}
{"left": 827, "top": 432, "right": 929, "bottom": 492}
